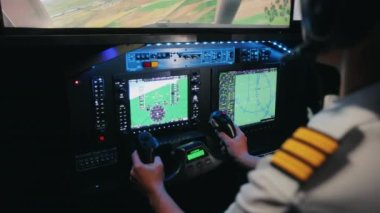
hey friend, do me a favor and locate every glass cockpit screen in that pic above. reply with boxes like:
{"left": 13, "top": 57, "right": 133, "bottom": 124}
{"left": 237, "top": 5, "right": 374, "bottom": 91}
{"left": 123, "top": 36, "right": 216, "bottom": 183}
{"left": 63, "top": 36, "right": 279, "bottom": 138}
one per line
{"left": 219, "top": 68, "right": 277, "bottom": 126}
{"left": 129, "top": 75, "right": 188, "bottom": 129}
{"left": 1, "top": 0, "right": 291, "bottom": 28}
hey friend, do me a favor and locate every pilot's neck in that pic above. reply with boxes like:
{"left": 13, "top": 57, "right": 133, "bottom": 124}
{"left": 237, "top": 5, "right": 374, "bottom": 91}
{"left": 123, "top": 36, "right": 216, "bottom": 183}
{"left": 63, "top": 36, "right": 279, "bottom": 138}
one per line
{"left": 339, "top": 31, "right": 380, "bottom": 97}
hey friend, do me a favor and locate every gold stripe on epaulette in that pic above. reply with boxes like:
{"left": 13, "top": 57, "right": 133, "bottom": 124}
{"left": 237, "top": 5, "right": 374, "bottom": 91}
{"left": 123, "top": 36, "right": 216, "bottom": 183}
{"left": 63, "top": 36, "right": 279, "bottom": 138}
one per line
{"left": 271, "top": 150, "right": 313, "bottom": 182}
{"left": 293, "top": 127, "right": 338, "bottom": 154}
{"left": 282, "top": 138, "right": 326, "bottom": 167}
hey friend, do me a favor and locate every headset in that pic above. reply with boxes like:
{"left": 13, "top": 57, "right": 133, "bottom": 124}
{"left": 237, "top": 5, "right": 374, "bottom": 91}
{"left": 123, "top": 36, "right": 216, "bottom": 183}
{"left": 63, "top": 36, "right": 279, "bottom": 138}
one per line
{"left": 282, "top": 0, "right": 378, "bottom": 115}
{"left": 300, "top": 0, "right": 378, "bottom": 53}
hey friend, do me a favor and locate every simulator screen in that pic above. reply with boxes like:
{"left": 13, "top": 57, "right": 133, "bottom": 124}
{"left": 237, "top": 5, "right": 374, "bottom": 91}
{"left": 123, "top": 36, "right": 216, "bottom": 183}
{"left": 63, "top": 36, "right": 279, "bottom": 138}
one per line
{"left": 129, "top": 75, "right": 188, "bottom": 129}
{"left": 219, "top": 67, "right": 277, "bottom": 126}
{"left": 1, "top": 0, "right": 291, "bottom": 28}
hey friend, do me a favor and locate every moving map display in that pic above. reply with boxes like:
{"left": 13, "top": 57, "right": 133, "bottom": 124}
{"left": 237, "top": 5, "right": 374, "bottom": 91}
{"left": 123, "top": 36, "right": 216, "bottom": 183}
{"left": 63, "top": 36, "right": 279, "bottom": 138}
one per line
{"left": 219, "top": 68, "right": 277, "bottom": 126}
{"left": 129, "top": 75, "right": 188, "bottom": 129}
{"left": 1, "top": 0, "right": 291, "bottom": 28}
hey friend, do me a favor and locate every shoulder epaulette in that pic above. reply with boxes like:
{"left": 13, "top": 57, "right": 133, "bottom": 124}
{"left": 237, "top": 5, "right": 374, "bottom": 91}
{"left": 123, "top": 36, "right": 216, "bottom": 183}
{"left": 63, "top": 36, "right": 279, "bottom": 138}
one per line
{"left": 271, "top": 127, "right": 339, "bottom": 182}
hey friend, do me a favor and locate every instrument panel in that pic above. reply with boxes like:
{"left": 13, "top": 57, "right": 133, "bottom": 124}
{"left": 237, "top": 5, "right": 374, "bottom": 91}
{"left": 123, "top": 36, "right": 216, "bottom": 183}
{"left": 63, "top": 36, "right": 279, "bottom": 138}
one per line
{"left": 67, "top": 40, "right": 291, "bottom": 182}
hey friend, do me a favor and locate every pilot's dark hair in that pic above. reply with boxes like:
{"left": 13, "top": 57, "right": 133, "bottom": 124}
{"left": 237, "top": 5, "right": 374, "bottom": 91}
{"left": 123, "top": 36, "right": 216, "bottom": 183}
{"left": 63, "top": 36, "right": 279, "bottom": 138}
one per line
{"left": 301, "top": 0, "right": 379, "bottom": 51}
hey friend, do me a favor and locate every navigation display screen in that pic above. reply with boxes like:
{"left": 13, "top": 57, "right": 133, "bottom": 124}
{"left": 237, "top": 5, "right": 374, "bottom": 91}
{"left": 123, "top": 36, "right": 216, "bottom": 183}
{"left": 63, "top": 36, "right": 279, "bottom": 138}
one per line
{"left": 1, "top": 0, "right": 291, "bottom": 28}
{"left": 218, "top": 68, "right": 277, "bottom": 126}
{"left": 129, "top": 75, "right": 188, "bottom": 129}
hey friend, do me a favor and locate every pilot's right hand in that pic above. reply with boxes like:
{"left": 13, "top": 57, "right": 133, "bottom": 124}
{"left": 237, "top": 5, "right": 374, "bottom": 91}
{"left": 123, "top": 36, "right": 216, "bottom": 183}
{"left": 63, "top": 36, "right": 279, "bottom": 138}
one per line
{"left": 218, "top": 125, "right": 248, "bottom": 158}
{"left": 130, "top": 151, "right": 165, "bottom": 195}
{"left": 218, "top": 126, "right": 260, "bottom": 169}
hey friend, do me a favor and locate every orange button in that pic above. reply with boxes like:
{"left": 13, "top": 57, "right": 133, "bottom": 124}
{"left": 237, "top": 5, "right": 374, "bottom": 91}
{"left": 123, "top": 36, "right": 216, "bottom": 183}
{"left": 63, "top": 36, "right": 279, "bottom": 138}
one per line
{"left": 151, "top": 61, "right": 159, "bottom": 68}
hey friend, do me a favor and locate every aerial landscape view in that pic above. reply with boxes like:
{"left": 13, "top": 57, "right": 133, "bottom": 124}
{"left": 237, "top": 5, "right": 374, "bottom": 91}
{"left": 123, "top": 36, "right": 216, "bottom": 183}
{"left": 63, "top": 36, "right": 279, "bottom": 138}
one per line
{"left": 38, "top": 0, "right": 290, "bottom": 28}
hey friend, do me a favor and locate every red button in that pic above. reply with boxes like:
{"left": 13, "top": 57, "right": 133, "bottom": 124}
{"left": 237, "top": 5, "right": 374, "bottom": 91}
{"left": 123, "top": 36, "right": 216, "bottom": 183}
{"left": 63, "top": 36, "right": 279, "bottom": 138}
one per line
{"left": 99, "top": 135, "right": 105, "bottom": 142}
{"left": 143, "top": 62, "right": 151, "bottom": 67}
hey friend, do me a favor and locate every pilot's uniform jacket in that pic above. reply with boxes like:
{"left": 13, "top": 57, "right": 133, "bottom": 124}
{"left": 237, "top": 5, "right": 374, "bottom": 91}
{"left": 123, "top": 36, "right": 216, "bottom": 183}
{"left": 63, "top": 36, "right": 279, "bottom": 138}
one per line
{"left": 225, "top": 82, "right": 380, "bottom": 213}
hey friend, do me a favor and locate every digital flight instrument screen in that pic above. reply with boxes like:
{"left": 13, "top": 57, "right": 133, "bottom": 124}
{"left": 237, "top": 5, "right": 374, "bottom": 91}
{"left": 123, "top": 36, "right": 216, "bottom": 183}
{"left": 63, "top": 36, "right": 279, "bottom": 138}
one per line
{"left": 218, "top": 67, "right": 277, "bottom": 126}
{"left": 129, "top": 75, "right": 189, "bottom": 129}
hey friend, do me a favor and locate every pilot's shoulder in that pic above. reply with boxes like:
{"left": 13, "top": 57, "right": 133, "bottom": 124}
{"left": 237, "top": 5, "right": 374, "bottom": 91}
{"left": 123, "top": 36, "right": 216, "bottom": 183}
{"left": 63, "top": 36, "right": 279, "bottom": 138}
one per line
{"left": 228, "top": 130, "right": 334, "bottom": 213}
{"left": 280, "top": 84, "right": 380, "bottom": 211}
{"left": 308, "top": 82, "right": 380, "bottom": 139}
{"left": 233, "top": 83, "right": 380, "bottom": 212}
{"left": 232, "top": 122, "right": 379, "bottom": 213}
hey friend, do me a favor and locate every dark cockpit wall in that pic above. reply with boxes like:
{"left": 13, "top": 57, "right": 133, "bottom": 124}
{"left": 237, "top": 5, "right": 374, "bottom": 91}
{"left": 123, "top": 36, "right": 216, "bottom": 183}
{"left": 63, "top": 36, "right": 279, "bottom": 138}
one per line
{"left": 0, "top": 1, "right": 339, "bottom": 212}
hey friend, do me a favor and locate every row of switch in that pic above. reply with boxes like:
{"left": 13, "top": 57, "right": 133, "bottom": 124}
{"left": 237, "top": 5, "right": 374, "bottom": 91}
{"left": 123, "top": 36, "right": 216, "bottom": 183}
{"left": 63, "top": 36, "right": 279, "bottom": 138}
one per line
{"left": 127, "top": 48, "right": 235, "bottom": 71}
{"left": 186, "top": 157, "right": 212, "bottom": 170}
{"left": 239, "top": 48, "right": 271, "bottom": 63}
{"left": 92, "top": 77, "right": 106, "bottom": 130}
{"left": 114, "top": 80, "right": 128, "bottom": 133}
{"left": 191, "top": 73, "right": 201, "bottom": 120}
{"left": 135, "top": 52, "right": 170, "bottom": 60}
{"left": 76, "top": 147, "right": 118, "bottom": 172}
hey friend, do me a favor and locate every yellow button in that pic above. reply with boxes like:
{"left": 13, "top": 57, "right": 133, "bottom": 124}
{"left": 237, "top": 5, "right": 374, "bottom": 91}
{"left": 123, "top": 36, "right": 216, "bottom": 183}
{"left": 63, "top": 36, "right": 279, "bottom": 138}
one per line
{"left": 151, "top": 61, "right": 159, "bottom": 68}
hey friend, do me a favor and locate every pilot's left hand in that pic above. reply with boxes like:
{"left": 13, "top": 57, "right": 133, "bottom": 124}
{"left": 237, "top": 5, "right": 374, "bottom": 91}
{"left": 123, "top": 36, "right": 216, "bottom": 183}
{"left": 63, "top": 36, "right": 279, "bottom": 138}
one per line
{"left": 130, "top": 151, "right": 184, "bottom": 212}
{"left": 130, "top": 150, "right": 165, "bottom": 195}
